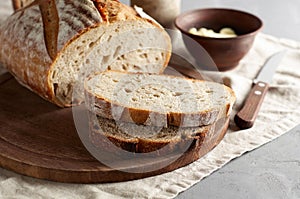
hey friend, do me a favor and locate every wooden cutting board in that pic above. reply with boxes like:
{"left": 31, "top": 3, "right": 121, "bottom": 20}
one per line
{"left": 0, "top": 72, "right": 229, "bottom": 183}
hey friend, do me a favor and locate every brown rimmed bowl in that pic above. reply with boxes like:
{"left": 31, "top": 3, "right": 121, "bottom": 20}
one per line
{"left": 175, "top": 8, "right": 263, "bottom": 71}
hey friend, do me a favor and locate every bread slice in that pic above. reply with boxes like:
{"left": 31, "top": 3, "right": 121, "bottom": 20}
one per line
{"left": 85, "top": 71, "right": 236, "bottom": 127}
{"left": 90, "top": 116, "right": 229, "bottom": 154}
{"left": 0, "top": 0, "right": 171, "bottom": 107}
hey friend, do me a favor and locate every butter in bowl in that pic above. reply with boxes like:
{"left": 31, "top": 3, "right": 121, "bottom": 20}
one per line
{"left": 175, "top": 8, "right": 263, "bottom": 71}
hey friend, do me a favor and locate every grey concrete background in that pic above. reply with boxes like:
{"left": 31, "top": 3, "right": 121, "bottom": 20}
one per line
{"left": 177, "top": 126, "right": 300, "bottom": 199}
{"left": 120, "top": 0, "right": 300, "bottom": 198}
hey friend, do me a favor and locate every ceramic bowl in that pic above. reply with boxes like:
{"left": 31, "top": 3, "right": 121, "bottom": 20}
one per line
{"left": 175, "top": 8, "right": 263, "bottom": 71}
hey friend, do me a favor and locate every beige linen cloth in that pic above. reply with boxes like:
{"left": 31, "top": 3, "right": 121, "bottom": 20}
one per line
{"left": 1, "top": 2, "right": 300, "bottom": 199}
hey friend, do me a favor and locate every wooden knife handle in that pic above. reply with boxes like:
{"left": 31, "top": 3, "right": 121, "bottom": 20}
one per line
{"left": 234, "top": 81, "right": 269, "bottom": 129}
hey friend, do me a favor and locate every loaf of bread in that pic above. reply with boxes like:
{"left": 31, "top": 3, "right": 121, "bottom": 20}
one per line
{"left": 85, "top": 71, "right": 236, "bottom": 127}
{"left": 0, "top": 0, "right": 171, "bottom": 107}
{"left": 90, "top": 115, "right": 229, "bottom": 154}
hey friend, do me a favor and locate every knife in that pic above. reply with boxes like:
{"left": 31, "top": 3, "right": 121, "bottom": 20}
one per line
{"left": 234, "top": 51, "right": 286, "bottom": 129}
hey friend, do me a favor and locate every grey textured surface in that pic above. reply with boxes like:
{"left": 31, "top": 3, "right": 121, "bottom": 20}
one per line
{"left": 177, "top": 125, "right": 300, "bottom": 199}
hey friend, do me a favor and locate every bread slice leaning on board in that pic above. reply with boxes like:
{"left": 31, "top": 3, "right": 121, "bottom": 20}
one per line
{"left": 0, "top": 0, "right": 171, "bottom": 107}
{"left": 85, "top": 71, "right": 236, "bottom": 128}
{"left": 90, "top": 116, "right": 229, "bottom": 154}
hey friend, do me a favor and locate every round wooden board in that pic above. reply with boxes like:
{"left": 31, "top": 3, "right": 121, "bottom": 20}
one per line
{"left": 0, "top": 73, "right": 229, "bottom": 183}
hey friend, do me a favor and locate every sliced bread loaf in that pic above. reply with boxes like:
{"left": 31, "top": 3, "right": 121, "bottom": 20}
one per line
{"left": 90, "top": 116, "right": 229, "bottom": 154}
{"left": 0, "top": 0, "right": 171, "bottom": 107}
{"left": 85, "top": 71, "right": 236, "bottom": 127}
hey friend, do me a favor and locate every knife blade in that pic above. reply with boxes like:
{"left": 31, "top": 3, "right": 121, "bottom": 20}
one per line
{"left": 234, "top": 51, "right": 286, "bottom": 129}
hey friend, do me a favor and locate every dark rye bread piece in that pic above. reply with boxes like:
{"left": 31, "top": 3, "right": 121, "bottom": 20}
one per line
{"left": 84, "top": 71, "right": 236, "bottom": 127}
{"left": 0, "top": 0, "right": 171, "bottom": 107}
{"left": 90, "top": 116, "right": 229, "bottom": 155}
